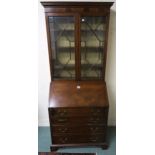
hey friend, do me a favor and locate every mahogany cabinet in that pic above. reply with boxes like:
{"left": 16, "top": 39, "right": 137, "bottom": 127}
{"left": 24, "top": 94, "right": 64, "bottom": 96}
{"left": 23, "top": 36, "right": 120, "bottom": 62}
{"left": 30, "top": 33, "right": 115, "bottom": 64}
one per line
{"left": 41, "top": 1, "right": 114, "bottom": 151}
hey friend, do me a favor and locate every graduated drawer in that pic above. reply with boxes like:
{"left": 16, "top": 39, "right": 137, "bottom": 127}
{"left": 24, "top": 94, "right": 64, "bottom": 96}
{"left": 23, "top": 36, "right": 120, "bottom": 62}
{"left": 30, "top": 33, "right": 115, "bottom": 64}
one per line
{"left": 49, "top": 107, "right": 108, "bottom": 118}
{"left": 52, "top": 134, "right": 105, "bottom": 144}
{"left": 50, "top": 116, "right": 107, "bottom": 125}
{"left": 52, "top": 125, "right": 106, "bottom": 134}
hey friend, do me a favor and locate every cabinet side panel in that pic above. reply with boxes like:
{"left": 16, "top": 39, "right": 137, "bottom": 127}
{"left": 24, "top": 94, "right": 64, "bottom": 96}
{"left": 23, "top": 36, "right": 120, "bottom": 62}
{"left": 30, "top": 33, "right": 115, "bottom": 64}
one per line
{"left": 103, "top": 13, "right": 110, "bottom": 81}
{"left": 45, "top": 14, "right": 53, "bottom": 80}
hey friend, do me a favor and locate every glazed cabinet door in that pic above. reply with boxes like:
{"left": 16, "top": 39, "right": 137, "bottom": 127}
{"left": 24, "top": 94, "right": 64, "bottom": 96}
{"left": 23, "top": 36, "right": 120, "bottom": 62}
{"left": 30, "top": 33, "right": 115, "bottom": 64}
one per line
{"left": 80, "top": 16, "right": 107, "bottom": 80}
{"left": 48, "top": 16, "right": 76, "bottom": 80}
{"left": 47, "top": 15, "right": 108, "bottom": 80}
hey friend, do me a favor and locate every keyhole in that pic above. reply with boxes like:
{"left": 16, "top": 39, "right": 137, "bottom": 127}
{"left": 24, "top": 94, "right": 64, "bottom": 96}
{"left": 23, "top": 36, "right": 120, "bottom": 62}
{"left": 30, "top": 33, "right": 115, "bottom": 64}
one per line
{"left": 77, "top": 85, "right": 80, "bottom": 89}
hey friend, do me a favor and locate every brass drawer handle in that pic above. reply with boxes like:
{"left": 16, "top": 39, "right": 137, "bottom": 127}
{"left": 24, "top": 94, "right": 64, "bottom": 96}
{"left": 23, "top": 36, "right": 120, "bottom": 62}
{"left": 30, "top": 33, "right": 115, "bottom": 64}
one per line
{"left": 57, "top": 109, "right": 67, "bottom": 113}
{"left": 52, "top": 113, "right": 67, "bottom": 118}
{"left": 58, "top": 127, "right": 68, "bottom": 132}
{"left": 90, "top": 127, "right": 99, "bottom": 131}
{"left": 57, "top": 118, "right": 67, "bottom": 122}
{"left": 90, "top": 138, "right": 98, "bottom": 142}
{"left": 59, "top": 112, "right": 67, "bottom": 116}
{"left": 57, "top": 110, "right": 67, "bottom": 116}
{"left": 91, "top": 109, "right": 102, "bottom": 113}
{"left": 90, "top": 118, "right": 100, "bottom": 122}
{"left": 59, "top": 137, "right": 68, "bottom": 143}
{"left": 91, "top": 139, "right": 97, "bottom": 142}
{"left": 50, "top": 110, "right": 67, "bottom": 117}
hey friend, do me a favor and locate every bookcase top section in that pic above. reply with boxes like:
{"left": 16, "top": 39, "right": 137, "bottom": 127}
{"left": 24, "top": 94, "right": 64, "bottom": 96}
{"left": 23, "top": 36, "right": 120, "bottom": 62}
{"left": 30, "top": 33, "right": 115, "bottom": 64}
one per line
{"left": 41, "top": 1, "right": 114, "bottom": 7}
{"left": 49, "top": 81, "right": 109, "bottom": 108}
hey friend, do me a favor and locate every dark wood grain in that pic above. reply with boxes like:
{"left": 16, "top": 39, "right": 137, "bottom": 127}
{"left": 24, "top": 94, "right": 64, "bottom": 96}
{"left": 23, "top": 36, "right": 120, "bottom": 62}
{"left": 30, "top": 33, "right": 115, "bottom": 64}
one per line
{"left": 49, "top": 81, "right": 109, "bottom": 107}
{"left": 45, "top": 14, "right": 53, "bottom": 81}
{"left": 52, "top": 134, "right": 105, "bottom": 144}
{"left": 76, "top": 14, "right": 81, "bottom": 81}
{"left": 51, "top": 124, "right": 106, "bottom": 135}
{"left": 75, "top": 14, "right": 80, "bottom": 81}
{"left": 48, "top": 81, "right": 109, "bottom": 150}
{"left": 49, "top": 107, "right": 107, "bottom": 116}
{"left": 41, "top": 2, "right": 113, "bottom": 81}
{"left": 41, "top": 1, "right": 114, "bottom": 151}
{"left": 102, "top": 14, "right": 111, "bottom": 81}
{"left": 41, "top": 2, "right": 114, "bottom": 7}
{"left": 50, "top": 116, "right": 107, "bottom": 125}
{"left": 41, "top": 1, "right": 113, "bottom": 14}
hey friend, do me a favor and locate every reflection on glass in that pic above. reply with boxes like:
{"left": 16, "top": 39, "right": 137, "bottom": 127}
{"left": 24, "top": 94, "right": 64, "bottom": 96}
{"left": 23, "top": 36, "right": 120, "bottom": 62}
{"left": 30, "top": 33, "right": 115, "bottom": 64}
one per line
{"left": 49, "top": 16, "right": 75, "bottom": 79}
{"left": 81, "top": 16, "right": 106, "bottom": 79}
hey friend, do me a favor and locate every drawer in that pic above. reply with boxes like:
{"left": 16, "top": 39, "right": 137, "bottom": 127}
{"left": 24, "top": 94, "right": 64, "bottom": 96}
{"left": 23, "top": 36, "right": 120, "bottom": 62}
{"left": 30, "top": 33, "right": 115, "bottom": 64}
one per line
{"left": 50, "top": 116, "right": 107, "bottom": 125}
{"left": 49, "top": 107, "right": 108, "bottom": 118}
{"left": 52, "top": 125, "right": 106, "bottom": 134}
{"left": 52, "top": 134, "right": 105, "bottom": 144}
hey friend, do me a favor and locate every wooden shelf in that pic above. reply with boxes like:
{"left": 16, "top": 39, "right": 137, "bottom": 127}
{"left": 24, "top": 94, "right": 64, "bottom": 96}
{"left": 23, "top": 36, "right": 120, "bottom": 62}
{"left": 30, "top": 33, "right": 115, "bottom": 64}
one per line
{"left": 56, "top": 47, "right": 103, "bottom": 52}
{"left": 54, "top": 64, "right": 75, "bottom": 70}
{"left": 54, "top": 64, "right": 103, "bottom": 70}
{"left": 81, "top": 64, "right": 103, "bottom": 69}
{"left": 51, "top": 29, "right": 105, "bottom": 33}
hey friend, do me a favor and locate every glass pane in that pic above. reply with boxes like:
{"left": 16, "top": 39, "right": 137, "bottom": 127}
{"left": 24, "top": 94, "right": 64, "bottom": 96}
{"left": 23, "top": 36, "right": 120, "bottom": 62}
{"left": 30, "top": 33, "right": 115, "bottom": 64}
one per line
{"left": 80, "top": 16, "right": 106, "bottom": 79}
{"left": 49, "top": 16, "right": 75, "bottom": 79}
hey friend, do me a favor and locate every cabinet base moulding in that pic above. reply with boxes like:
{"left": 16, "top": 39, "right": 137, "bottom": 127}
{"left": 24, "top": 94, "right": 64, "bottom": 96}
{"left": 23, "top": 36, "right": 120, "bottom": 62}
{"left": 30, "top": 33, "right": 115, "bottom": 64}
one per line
{"left": 50, "top": 143, "right": 108, "bottom": 151}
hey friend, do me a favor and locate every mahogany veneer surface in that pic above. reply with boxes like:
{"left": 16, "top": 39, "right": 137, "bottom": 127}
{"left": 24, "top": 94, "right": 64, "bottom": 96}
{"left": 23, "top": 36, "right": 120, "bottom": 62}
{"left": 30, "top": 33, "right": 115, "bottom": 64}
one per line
{"left": 49, "top": 81, "right": 109, "bottom": 108}
{"left": 41, "top": 1, "right": 113, "bottom": 150}
{"left": 48, "top": 81, "right": 109, "bottom": 149}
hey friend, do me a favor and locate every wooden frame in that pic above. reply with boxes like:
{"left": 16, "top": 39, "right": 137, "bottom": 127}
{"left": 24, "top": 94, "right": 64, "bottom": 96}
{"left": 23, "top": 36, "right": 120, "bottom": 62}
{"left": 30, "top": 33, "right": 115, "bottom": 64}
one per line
{"left": 41, "top": 1, "right": 114, "bottom": 151}
{"left": 42, "top": 1, "right": 113, "bottom": 81}
{"left": 45, "top": 13, "right": 77, "bottom": 80}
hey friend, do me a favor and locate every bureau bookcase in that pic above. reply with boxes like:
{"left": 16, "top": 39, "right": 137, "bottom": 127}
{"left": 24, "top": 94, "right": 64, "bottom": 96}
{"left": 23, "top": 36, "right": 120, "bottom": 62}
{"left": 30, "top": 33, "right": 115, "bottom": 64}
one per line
{"left": 41, "top": 1, "right": 114, "bottom": 151}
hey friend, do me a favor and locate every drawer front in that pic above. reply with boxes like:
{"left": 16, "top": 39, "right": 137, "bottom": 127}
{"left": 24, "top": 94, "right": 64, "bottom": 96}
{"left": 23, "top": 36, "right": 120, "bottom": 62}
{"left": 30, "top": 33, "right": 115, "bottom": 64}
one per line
{"left": 52, "top": 125, "right": 106, "bottom": 134}
{"left": 52, "top": 134, "right": 105, "bottom": 144}
{"left": 49, "top": 107, "right": 108, "bottom": 118}
{"left": 50, "top": 116, "right": 107, "bottom": 125}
